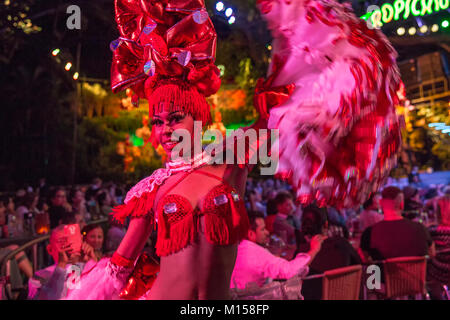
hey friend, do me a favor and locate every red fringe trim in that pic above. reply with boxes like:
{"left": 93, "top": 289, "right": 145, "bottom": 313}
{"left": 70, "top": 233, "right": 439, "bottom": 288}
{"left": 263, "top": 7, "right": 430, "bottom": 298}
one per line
{"left": 204, "top": 210, "right": 231, "bottom": 245}
{"left": 204, "top": 194, "right": 250, "bottom": 246}
{"left": 147, "top": 79, "right": 212, "bottom": 125}
{"left": 155, "top": 212, "right": 196, "bottom": 257}
{"left": 110, "top": 191, "right": 156, "bottom": 225}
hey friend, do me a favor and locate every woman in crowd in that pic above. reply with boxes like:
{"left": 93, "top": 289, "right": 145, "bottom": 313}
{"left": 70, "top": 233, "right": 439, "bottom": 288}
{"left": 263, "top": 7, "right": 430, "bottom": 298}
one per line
{"left": 70, "top": 188, "right": 89, "bottom": 226}
{"left": 82, "top": 224, "right": 105, "bottom": 261}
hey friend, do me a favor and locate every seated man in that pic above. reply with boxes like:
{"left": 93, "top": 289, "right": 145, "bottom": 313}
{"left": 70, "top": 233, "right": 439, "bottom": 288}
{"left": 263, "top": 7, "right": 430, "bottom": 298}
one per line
{"left": 360, "top": 186, "right": 435, "bottom": 262}
{"left": 272, "top": 191, "right": 300, "bottom": 246}
{"left": 230, "top": 211, "right": 324, "bottom": 290}
{"left": 28, "top": 224, "right": 98, "bottom": 300}
{"left": 427, "top": 188, "right": 450, "bottom": 299}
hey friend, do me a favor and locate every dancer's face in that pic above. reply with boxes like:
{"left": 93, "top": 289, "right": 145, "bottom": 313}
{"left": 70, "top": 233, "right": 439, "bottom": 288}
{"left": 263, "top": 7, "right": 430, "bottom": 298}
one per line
{"left": 151, "top": 110, "right": 195, "bottom": 155}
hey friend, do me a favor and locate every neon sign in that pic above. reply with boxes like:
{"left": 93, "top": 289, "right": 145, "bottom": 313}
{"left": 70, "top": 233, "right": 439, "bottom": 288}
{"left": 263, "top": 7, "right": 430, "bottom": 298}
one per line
{"left": 362, "top": 0, "right": 449, "bottom": 28}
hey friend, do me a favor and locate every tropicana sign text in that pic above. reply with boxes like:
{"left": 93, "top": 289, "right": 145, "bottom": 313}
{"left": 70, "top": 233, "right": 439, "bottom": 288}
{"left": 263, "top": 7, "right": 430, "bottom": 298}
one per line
{"left": 364, "top": 0, "right": 449, "bottom": 28}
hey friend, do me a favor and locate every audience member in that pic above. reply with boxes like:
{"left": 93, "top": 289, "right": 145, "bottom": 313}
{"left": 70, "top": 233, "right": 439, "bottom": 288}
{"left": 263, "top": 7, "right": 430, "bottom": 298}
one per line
{"left": 230, "top": 211, "right": 324, "bottom": 290}
{"left": 297, "top": 205, "right": 361, "bottom": 300}
{"left": 70, "top": 188, "right": 89, "bottom": 226}
{"left": 85, "top": 178, "right": 102, "bottom": 202}
{"left": 360, "top": 186, "right": 435, "bottom": 262}
{"left": 272, "top": 191, "right": 300, "bottom": 246}
{"left": 82, "top": 224, "right": 104, "bottom": 260}
{"left": 105, "top": 216, "right": 126, "bottom": 255}
{"left": 28, "top": 224, "right": 98, "bottom": 300}
{"left": 0, "top": 196, "right": 10, "bottom": 238}
{"left": 15, "top": 192, "right": 39, "bottom": 236}
{"left": 326, "top": 206, "right": 349, "bottom": 238}
{"left": 403, "top": 186, "right": 422, "bottom": 220}
{"left": 359, "top": 193, "right": 383, "bottom": 232}
{"left": 248, "top": 190, "right": 266, "bottom": 216}
{"left": 3, "top": 195, "right": 24, "bottom": 238}
{"left": 0, "top": 244, "right": 34, "bottom": 298}
{"left": 97, "top": 190, "right": 113, "bottom": 218}
{"left": 427, "top": 187, "right": 450, "bottom": 299}
{"left": 48, "top": 188, "right": 71, "bottom": 229}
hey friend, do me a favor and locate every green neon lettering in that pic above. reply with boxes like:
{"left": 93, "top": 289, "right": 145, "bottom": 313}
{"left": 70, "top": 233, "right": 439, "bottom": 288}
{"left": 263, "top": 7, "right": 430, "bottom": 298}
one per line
{"left": 381, "top": 4, "right": 395, "bottom": 23}
{"left": 371, "top": 9, "right": 383, "bottom": 28}
{"left": 421, "top": 0, "right": 434, "bottom": 14}
{"left": 404, "top": 0, "right": 412, "bottom": 19}
{"left": 434, "top": 0, "right": 440, "bottom": 10}
{"left": 393, "top": 0, "right": 406, "bottom": 20}
{"left": 360, "top": 0, "right": 447, "bottom": 25}
{"left": 411, "top": 0, "right": 421, "bottom": 15}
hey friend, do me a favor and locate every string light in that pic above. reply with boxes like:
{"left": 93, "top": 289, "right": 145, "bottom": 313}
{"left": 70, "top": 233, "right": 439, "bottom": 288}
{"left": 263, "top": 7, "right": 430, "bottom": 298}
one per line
{"left": 73, "top": 72, "right": 79, "bottom": 80}
{"left": 408, "top": 27, "right": 416, "bottom": 35}
{"left": 52, "top": 48, "right": 60, "bottom": 56}
{"left": 225, "top": 8, "right": 233, "bottom": 17}
{"left": 397, "top": 27, "right": 405, "bottom": 35}
{"left": 216, "top": 2, "right": 224, "bottom": 11}
{"left": 65, "top": 62, "right": 72, "bottom": 71}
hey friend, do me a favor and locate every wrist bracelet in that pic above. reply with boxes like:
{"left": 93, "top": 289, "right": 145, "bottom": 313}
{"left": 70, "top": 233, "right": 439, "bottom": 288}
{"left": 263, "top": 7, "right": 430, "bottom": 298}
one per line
{"left": 111, "top": 252, "right": 135, "bottom": 268}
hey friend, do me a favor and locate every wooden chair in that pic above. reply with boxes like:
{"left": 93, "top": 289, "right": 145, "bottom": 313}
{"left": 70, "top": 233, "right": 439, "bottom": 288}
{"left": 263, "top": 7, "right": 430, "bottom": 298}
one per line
{"left": 322, "top": 265, "right": 362, "bottom": 300}
{"left": 383, "top": 256, "right": 428, "bottom": 299}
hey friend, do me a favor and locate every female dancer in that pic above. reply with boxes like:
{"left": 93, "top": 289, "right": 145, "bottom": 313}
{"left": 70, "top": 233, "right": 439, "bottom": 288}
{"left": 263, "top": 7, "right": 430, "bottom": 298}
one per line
{"left": 67, "top": 0, "right": 287, "bottom": 300}
{"left": 66, "top": 0, "right": 402, "bottom": 300}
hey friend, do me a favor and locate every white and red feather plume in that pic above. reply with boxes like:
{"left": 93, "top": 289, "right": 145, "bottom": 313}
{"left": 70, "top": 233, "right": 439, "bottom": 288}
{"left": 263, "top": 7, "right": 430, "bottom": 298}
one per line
{"left": 258, "top": 0, "right": 402, "bottom": 208}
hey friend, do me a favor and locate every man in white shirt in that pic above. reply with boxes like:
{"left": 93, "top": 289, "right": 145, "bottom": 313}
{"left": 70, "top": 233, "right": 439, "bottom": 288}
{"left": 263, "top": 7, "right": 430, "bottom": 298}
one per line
{"left": 28, "top": 224, "right": 98, "bottom": 300}
{"left": 230, "top": 212, "right": 324, "bottom": 290}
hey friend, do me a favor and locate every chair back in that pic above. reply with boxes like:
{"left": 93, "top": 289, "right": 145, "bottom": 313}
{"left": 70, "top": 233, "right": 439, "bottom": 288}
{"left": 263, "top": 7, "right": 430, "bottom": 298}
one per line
{"left": 383, "top": 256, "right": 427, "bottom": 299}
{"left": 322, "top": 265, "right": 362, "bottom": 300}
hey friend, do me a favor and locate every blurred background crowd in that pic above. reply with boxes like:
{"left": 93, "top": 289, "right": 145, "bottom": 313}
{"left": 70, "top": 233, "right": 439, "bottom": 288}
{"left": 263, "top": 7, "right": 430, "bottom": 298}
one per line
{"left": 0, "top": 172, "right": 449, "bottom": 299}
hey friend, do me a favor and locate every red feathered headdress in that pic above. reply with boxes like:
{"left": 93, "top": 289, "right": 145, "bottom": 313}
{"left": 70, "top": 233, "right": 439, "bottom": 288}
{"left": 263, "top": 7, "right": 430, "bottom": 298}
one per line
{"left": 110, "top": 0, "right": 221, "bottom": 124}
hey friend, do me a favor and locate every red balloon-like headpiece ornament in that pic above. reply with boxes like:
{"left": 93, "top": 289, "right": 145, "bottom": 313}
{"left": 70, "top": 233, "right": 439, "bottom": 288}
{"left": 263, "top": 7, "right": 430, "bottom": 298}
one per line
{"left": 110, "top": 0, "right": 221, "bottom": 125}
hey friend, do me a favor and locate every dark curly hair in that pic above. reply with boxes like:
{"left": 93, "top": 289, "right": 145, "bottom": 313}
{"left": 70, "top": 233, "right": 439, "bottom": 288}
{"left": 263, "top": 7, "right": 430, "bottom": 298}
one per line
{"left": 301, "top": 205, "right": 328, "bottom": 236}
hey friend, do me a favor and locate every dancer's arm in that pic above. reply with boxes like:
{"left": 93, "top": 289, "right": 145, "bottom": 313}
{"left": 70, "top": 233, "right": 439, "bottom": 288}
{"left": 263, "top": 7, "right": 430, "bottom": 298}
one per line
{"left": 112, "top": 215, "right": 154, "bottom": 266}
